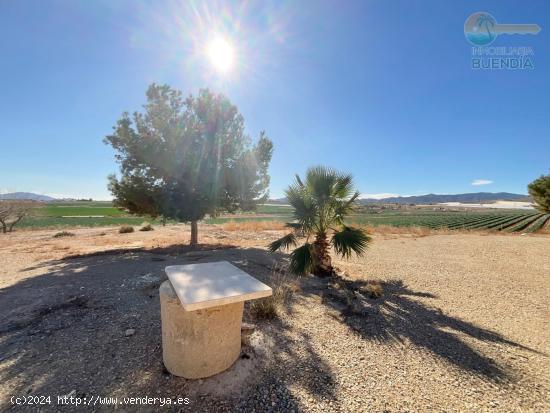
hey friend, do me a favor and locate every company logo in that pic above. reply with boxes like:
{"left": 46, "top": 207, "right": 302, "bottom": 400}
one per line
{"left": 464, "top": 12, "right": 541, "bottom": 46}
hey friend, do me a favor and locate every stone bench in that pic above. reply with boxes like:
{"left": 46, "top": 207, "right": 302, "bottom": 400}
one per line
{"left": 160, "top": 261, "right": 272, "bottom": 379}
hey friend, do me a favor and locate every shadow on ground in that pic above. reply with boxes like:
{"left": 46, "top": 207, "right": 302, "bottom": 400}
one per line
{"left": 0, "top": 244, "right": 539, "bottom": 411}
{"left": 303, "top": 274, "right": 543, "bottom": 382}
{"left": 0, "top": 245, "right": 335, "bottom": 412}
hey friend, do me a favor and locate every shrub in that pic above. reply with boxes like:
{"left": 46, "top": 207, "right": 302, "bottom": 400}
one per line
{"left": 53, "top": 231, "right": 75, "bottom": 238}
{"left": 248, "top": 270, "right": 298, "bottom": 320}
{"left": 528, "top": 171, "right": 550, "bottom": 213}
{"left": 365, "top": 281, "right": 383, "bottom": 299}
{"left": 119, "top": 225, "right": 134, "bottom": 234}
{"left": 139, "top": 222, "right": 154, "bottom": 231}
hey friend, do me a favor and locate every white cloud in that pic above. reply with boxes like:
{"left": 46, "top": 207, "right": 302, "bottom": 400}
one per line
{"left": 359, "top": 193, "right": 401, "bottom": 200}
{"left": 471, "top": 179, "right": 493, "bottom": 186}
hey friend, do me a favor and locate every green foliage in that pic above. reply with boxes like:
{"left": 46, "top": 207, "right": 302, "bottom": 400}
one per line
{"left": 267, "top": 232, "right": 297, "bottom": 252}
{"left": 332, "top": 226, "right": 371, "bottom": 258}
{"left": 524, "top": 214, "right": 550, "bottom": 233}
{"left": 289, "top": 243, "right": 315, "bottom": 275}
{"left": 528, "top": 171, "right": 550, "bottom": 213}
{"left": 104, "top": 84, "right": 273, "bottom": 244}
{"left": 270, "top": 166, "right": 371, "bottom": 276}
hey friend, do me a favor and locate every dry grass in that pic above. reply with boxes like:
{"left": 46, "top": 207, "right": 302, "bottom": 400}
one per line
{"left": 139, "top": 222, "right": 153, "bottom": 231}
{"left": 364, "top": 280, "right": 384, "bottom": 298}
{"left": 118, "top": 225, "right": 134, "bottom": 234}
{"left": 248, "top": 268, "right": 299, "bottom": 320}
{"left": 222, "top": 220, "right": 287, "bottom": 231}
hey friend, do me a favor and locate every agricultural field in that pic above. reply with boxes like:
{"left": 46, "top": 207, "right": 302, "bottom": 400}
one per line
{"left": 19, "top": 201, "right": 160, "bottom": 229}
{"left": 348, "top": 210, "right": 550, "bottom": 233}
{"left": 14, "top": 202, "right": 550, "bottom": 233}
{"left": 211, "top": 204, "right": 550, "bottom": 234}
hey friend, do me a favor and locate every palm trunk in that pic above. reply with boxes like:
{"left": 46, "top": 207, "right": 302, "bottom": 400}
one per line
{"left": 313, "top": 231, "right": 332, "bottom": 277}
{"left": 190, "top": 220, "right": 198, "bottom": 245}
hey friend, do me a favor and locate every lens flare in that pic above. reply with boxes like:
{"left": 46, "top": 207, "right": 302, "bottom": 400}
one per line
{"left": 207, "top": 37, "right": 235, "bottom": 73}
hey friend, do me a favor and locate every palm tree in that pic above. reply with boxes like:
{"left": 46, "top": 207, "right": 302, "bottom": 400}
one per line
{"left": 268, "top": 166, "right": 371, "bottom": 276}
{"left": 476, "top": 14, "right": 496, "bottom": 42}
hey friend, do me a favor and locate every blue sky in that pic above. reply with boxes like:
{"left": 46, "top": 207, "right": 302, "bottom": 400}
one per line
{"left": 1, "top": 0, "right": 549, "bottom": 200}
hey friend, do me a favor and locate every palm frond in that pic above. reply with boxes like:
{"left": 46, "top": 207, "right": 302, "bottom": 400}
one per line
{"left": 286, "top": 184, "right": 317, "bottom": 230}
{"left": 334, "top": 191, "right": 360, "bottom": 224}
{"left": 267, "top": 233, "right": 297, "bottom": 252}
{"left": 333, "top": 173, "right": 354, "bottom": 199}
{"left": 289, "top": 243, "right": 315, "bottom": 275}
{"left": 331, "top": 226, "right": 371, "bottom": 258}
{"left": 306, "top": 165, "right": 337, "bottom": 204}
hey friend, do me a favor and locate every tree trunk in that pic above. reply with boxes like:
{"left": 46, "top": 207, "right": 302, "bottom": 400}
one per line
{"left": 8, "top": 215, "right": 23, "bottom": 232}
{"left": 313, "top": 232, "right": 332, "bottom": 277}
{"left": 190, "top": 220, "right": 198, "bottom": 245}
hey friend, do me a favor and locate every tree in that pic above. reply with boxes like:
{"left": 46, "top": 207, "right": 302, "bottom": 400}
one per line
{"left": 528, "top": 170, "right": 550, "bottom": 213}
{"left": 104, "top": 84, "right": 273, "bottom": 245}
{"left": 268, "top": 166, "right": 371, "bottom": 276}
{"left": 0, "top": 201, "right": 32, "bottom": 233}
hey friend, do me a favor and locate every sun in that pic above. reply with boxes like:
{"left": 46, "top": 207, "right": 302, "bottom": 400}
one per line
{"left": 206, "top": 37, "right": 235, "bottom": 73}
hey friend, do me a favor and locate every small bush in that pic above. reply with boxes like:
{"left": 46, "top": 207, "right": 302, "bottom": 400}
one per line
{"left": 139, "top": 222, "right": 153, "bottom": 231}
{"left": 248, "top": 269, "right": 298, "bottom": 320}
{"left": 365, "top": 281, "right": 383, "bottom": 299}
{"left": 119, "top": 225, "right": 134, "bottom": 234}
{"left": 53, "top": 231, "right": 75, "bottom": 238}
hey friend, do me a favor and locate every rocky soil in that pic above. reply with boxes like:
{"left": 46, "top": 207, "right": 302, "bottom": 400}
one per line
{"left": 0, "top": 225, "right": 549, "bottom": 412}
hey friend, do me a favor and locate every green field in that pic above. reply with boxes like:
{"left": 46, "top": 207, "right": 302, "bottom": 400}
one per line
{"left": 15, "top": 202, "right": 549, "bottom": 233}
{"left": 19, "top": 202, "right": 159, "bottom": 229}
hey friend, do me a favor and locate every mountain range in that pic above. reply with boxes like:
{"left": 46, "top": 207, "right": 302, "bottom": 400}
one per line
{"left": 0, "top": 192, "right": 57, "bottom": 201}
{"left": 269, "top": 192, "right": 530, "bottom": 205}
{"left": 358, "top": 192, "right": 529, "bottom": 204}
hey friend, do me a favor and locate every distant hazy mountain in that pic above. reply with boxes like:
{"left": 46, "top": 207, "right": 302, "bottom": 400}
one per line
{"left": 0, "top": 192, "right": 56, "bottom": 201}
{"left": 267, "top": 192, "right": 529, "bottom": 205}
{"left": 267, "top": 197, "right": 289, "bottom": 204}
{"left": 358, "top": 192, "right": 529, "bottom": 205}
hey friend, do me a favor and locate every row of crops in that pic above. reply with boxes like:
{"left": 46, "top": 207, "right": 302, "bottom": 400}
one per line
{"left": 347, "top": 211, "right": 550, "bottom": 233}
{"left": 424, "top": 212, "right": 550, "bottom": 233}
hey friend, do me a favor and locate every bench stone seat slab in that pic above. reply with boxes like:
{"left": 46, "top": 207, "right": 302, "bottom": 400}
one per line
{"left": 165, "top": 261, "right": 272, "bottom": 311}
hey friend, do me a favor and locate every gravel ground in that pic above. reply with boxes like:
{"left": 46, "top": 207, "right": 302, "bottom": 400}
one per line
{"left": 0, "top": 225, "right": 548, "bottom": 412}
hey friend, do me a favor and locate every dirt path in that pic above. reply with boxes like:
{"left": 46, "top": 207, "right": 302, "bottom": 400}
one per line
{"left": 0, "top": 225, "right": 549, "bottom": 412}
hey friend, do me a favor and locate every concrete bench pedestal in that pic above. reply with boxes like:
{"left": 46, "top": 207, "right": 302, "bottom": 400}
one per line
{"left": 159, "top": 261, "right": 272, "bottom": 379}
{"left": 160, "top": 281, "right": 243, "bottom": 379}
